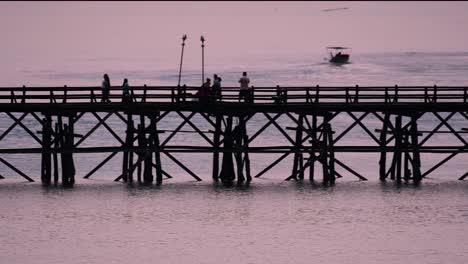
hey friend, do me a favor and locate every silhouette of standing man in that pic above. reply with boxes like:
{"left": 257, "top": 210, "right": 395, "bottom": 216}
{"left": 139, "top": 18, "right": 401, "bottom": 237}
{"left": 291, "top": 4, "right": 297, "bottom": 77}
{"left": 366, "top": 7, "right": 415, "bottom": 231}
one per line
{"left": 101, "top": 73, "right": 111, "bottom": 103}
{"left": 101, "top": 73, "right": 110, "bottom": 103}
{"left": 238, "top": 72, "right": 250, "bottom": 102}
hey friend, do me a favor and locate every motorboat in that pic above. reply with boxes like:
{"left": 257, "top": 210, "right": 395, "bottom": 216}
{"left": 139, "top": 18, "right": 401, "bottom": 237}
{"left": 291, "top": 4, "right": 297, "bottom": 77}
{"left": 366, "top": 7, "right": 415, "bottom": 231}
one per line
{"left": 327, "top": 47, "right": 351, "bottom": 64}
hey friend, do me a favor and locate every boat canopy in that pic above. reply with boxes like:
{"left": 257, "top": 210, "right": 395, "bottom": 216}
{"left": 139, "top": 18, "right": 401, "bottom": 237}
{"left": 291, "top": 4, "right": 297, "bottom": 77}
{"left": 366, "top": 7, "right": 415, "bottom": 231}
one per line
{"left": 326, "top": 47, "right": 349, "bottom": 50}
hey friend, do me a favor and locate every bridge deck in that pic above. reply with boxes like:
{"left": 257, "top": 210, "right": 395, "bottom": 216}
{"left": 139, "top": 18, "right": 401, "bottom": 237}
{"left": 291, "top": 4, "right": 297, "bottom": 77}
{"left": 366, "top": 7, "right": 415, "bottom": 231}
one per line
{"left": 0, "top": 85, "right": 466, "bottom": 185}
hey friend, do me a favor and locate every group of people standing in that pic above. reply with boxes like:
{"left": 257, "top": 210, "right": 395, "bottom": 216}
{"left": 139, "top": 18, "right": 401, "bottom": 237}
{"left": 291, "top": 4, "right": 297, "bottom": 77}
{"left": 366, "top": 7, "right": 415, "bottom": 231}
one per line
{"left": 100, "top": 71, "right": 252, "bottom": 103}
{"left": 197, "top": 74, "right": 223, "bottom": 103}
{"left": 196, "top": 71, "right": 252, "bottom": 103}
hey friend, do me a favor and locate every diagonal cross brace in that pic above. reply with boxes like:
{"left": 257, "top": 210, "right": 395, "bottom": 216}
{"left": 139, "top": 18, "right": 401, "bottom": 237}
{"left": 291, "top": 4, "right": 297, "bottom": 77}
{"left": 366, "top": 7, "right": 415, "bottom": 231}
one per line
{"left": 6, "top": 112, "right": 42, "bottom": 145}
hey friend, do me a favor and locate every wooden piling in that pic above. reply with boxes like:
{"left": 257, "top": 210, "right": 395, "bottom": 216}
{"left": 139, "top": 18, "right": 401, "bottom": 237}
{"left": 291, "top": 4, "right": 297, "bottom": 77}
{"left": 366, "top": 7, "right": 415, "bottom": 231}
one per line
{"left": 404, "top": 131, "right": 410, "bottom": 182}
{"left": 233, "top": 121, "right": 245, "bottom": 184}
{"left": 40, "top": 116, "right": 52, "bottom": 184}
{"left": 137, "top": 124, "right": 144, "bottom": 183}
{"left": 326, "top": 123, "right": 336, "bottom": 185}
{"left": 241, "top": 116, "right": 251, "bottom": 183}
{"left": 152, "top": 114, "right": 163, "bottom": 185}
{"left": 53, "top": 122, "right": 59, "bottom": 184}
{"left": 128, "top": 118, "right": 134, "bottom": 182}
{"left": 292, "top": 114, "right": 304, "bottom": 180}
{"left": 143, "top": 120, "right": 153, "bottom": 184}
{"left": 61, "top": 123, "right": 75, "bottom": 186}
{"left": 219, "top": 116, "right": 235, "bottom": 185}
{"left": 395, "top": 115, "right": 402, "bottom": 182}
{"left": 212, "top": 115, "right": 222, "bottom": 181}
{"left": 309, "top": 115, "right": 317, "bottom": 181}
{"left": 411, "top": 115, "right": 422, "bottom": 183}
{"left": 122, "top": 114, "right": 132, "bottom": 182}
{"left": 379, "top": 113, "right": 389, "bottom": 181}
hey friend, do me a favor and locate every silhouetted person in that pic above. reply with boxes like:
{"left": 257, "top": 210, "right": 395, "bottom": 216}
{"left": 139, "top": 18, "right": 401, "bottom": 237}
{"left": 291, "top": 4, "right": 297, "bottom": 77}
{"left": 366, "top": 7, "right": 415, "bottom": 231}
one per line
{"left": 212, "top": 74, "right": 222, "bottom": 101}
{"left": 197, "top": 78, "right": 211, "bottom": 104}
{"left": 238, "top": 72, "right": 250, "bottom": 102}
{"left": 121, "top": 78, "right": 132, "bottom": 103}
{"left": 101, "top": 73, "right": 111, "bottom": 103}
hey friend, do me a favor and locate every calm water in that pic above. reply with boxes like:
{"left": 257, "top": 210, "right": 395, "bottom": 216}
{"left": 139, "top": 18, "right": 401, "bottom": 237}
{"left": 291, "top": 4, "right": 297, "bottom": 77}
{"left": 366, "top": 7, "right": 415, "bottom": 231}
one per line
{"left": 1, "top": 51, "right": 468, "bottom": 263}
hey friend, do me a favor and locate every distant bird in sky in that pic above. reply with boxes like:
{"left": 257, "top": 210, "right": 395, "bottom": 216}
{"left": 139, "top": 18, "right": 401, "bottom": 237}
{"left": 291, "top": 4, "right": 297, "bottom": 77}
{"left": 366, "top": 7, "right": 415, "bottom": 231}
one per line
{"left": 322, "top": 7, "right": 349, "bottom": 12}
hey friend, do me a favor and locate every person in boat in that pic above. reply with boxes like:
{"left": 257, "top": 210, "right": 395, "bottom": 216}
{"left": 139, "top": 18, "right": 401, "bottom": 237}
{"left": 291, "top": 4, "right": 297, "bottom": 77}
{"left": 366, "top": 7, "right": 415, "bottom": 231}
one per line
{"left": 337, "top": 51, "right": 342, "bottom": 56}
{"left": 238, "top": 72, "right": 250, "bottom": 102}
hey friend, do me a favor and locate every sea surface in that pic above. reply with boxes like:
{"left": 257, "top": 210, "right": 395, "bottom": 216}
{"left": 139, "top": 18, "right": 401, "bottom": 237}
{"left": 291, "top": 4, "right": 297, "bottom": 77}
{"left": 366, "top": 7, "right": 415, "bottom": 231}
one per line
{"left": 1, "top": 51, "right": 468, "bottom": 263}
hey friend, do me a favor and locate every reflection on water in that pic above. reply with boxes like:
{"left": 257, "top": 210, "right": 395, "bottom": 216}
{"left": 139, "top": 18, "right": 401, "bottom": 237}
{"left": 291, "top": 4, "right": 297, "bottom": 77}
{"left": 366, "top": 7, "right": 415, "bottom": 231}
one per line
{"left": 1, "top": 179, "right": 468, "bottom": 264}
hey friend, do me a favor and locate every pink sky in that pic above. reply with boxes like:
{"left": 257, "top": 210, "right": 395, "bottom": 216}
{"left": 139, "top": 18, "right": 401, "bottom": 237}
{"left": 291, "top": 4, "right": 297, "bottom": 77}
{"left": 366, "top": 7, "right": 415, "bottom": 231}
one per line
{"left": 1, "top": 1, "right": 468, "bottom": 67}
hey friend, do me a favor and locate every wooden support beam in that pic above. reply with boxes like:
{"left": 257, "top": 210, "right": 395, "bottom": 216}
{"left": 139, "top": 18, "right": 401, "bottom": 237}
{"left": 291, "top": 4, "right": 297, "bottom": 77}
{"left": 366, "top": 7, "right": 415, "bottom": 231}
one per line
{"left": 122, "top": 116, "right": 133, "bottom": 182}
{"left": 219, "top": 116, "right": 235, "bottom": 185}
{"left": 422, "top": 149, "right": 463, "bottom": 178}
{"left": 411, "top": 115, "right": 422, "bottom": 183}
{"left": 347, "top": 112, "right": 381, "bottom": 145}
{"left": 248, "top": 112, "right": 282, "bottom": 144}
{"left": 378, "top": 113, "right": 389, "bottom": 181}
{"left": 6, "top": 112, "right": 42, "bottom": 145}
{"left": 254, "top": 152, "right": 291, "bottom": 178}
{"left": 115, "top": 156, "right": 144, "bottom": 182}
{"left": 176, "top": 111, "right": 214, "bottom": 146}
{"left": 53, "top": 122, "right": 60, "bottom": 183}
{"left": 198, "top": 112, "right": 217, "bottom": 128}
{"left": 458, "top": 171, "right": 468, "bottom": 181}
{"left": 419, "top": 112, "right": 456, "bottom": 146}
{"left": 152, "top": 115, "right": 163, "bottom": 185}
{"left": 333, "top": 112, "right": 369, "bottom": 144}
{"left": 30, "top": 112, "right": 45, "bottom": 125}
{"left": 326, "top": 123, "right": 336, "bottom": 184}
{"left": 0, "top": 112, "right": 28, "bottom": 141}
{"left": 321, "top": 122, "right": 331, "bottom": 184}
{"left": 83, "top": 152, "right": 119, "bottom": 179}
{"left": 163, "top": 151, "right": 202, "bottom": 181}
{"left": 74, "top": 112, "right": 114, "bottom": 147}
{"left": 212, "top": 115, "right": 222, "bottom": 181}
{"left": 403, "top": 132, "right": 410, "bottom": 182}
{"left": 433, "top": 112, "right": 467, "bottom": 145}
{"left": 233, "top": 122, "right": 245, "bottom": 183}
{"left": 395, "top": 115, "right": 403, "bottom": 182}
{"left": 0, "top": 157, "right": 34, "bottom": 182}
{"left": 91, "top": 112, "right": 125, "bottom": 145}
{"left": 263, "top": 112, "right": 296, "bottom": 145}
{"left": 309, "top": 115, "right": 317, "bottom": 181}
{"left": 291, "top": 114, "right": 304, "bottom": 181}
{"left": 41, "top": 117, "right": 52, "bottom": 185}
{"left": 61, "top": 123, "right": 76, "bottom": 186}
{"left": 386, "top": 121, "right": 412, "bottom": 145}
{"left": 161, "top": 112, "right": 196, "bottom": 146}
{"left": 334, "top": 158, "right": 368, "bottom": 181}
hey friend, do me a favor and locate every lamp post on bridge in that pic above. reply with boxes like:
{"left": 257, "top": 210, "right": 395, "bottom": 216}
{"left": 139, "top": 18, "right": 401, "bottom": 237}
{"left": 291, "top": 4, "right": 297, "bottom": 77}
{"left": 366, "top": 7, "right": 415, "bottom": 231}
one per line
{"left": 177, "top": 34, "right": 187, "bottom": 87}
{"left": 201, "top": 35, "right": 205, "bottom": 85}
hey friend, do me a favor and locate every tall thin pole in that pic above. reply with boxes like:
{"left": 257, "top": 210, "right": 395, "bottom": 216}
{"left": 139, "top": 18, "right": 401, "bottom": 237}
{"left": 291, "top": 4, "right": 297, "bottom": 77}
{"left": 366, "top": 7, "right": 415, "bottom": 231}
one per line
{"left": 201, "top": 35, "right": 205, "bottom": 84}
{"left": 177, "top": 34, "right": 187, "bottom": 87}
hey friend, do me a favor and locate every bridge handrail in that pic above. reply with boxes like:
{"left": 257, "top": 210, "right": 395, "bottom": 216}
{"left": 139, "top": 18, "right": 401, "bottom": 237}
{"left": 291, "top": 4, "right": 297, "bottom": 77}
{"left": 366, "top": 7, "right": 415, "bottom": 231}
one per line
{"left": 0, "top": 85, "right": 466, "bottom": 104}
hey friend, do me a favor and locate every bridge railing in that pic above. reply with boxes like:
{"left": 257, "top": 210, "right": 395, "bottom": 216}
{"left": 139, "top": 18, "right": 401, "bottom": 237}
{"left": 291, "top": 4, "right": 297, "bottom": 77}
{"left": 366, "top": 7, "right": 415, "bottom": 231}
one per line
{"left": 0, "top": 85, "right": 466, "bottom": 104}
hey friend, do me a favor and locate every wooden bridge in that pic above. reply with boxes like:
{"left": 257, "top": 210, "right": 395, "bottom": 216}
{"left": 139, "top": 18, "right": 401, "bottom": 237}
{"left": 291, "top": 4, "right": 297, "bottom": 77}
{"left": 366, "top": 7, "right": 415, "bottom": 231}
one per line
{"left": 0, "top": 84, "right": 467, "bottom": 186}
